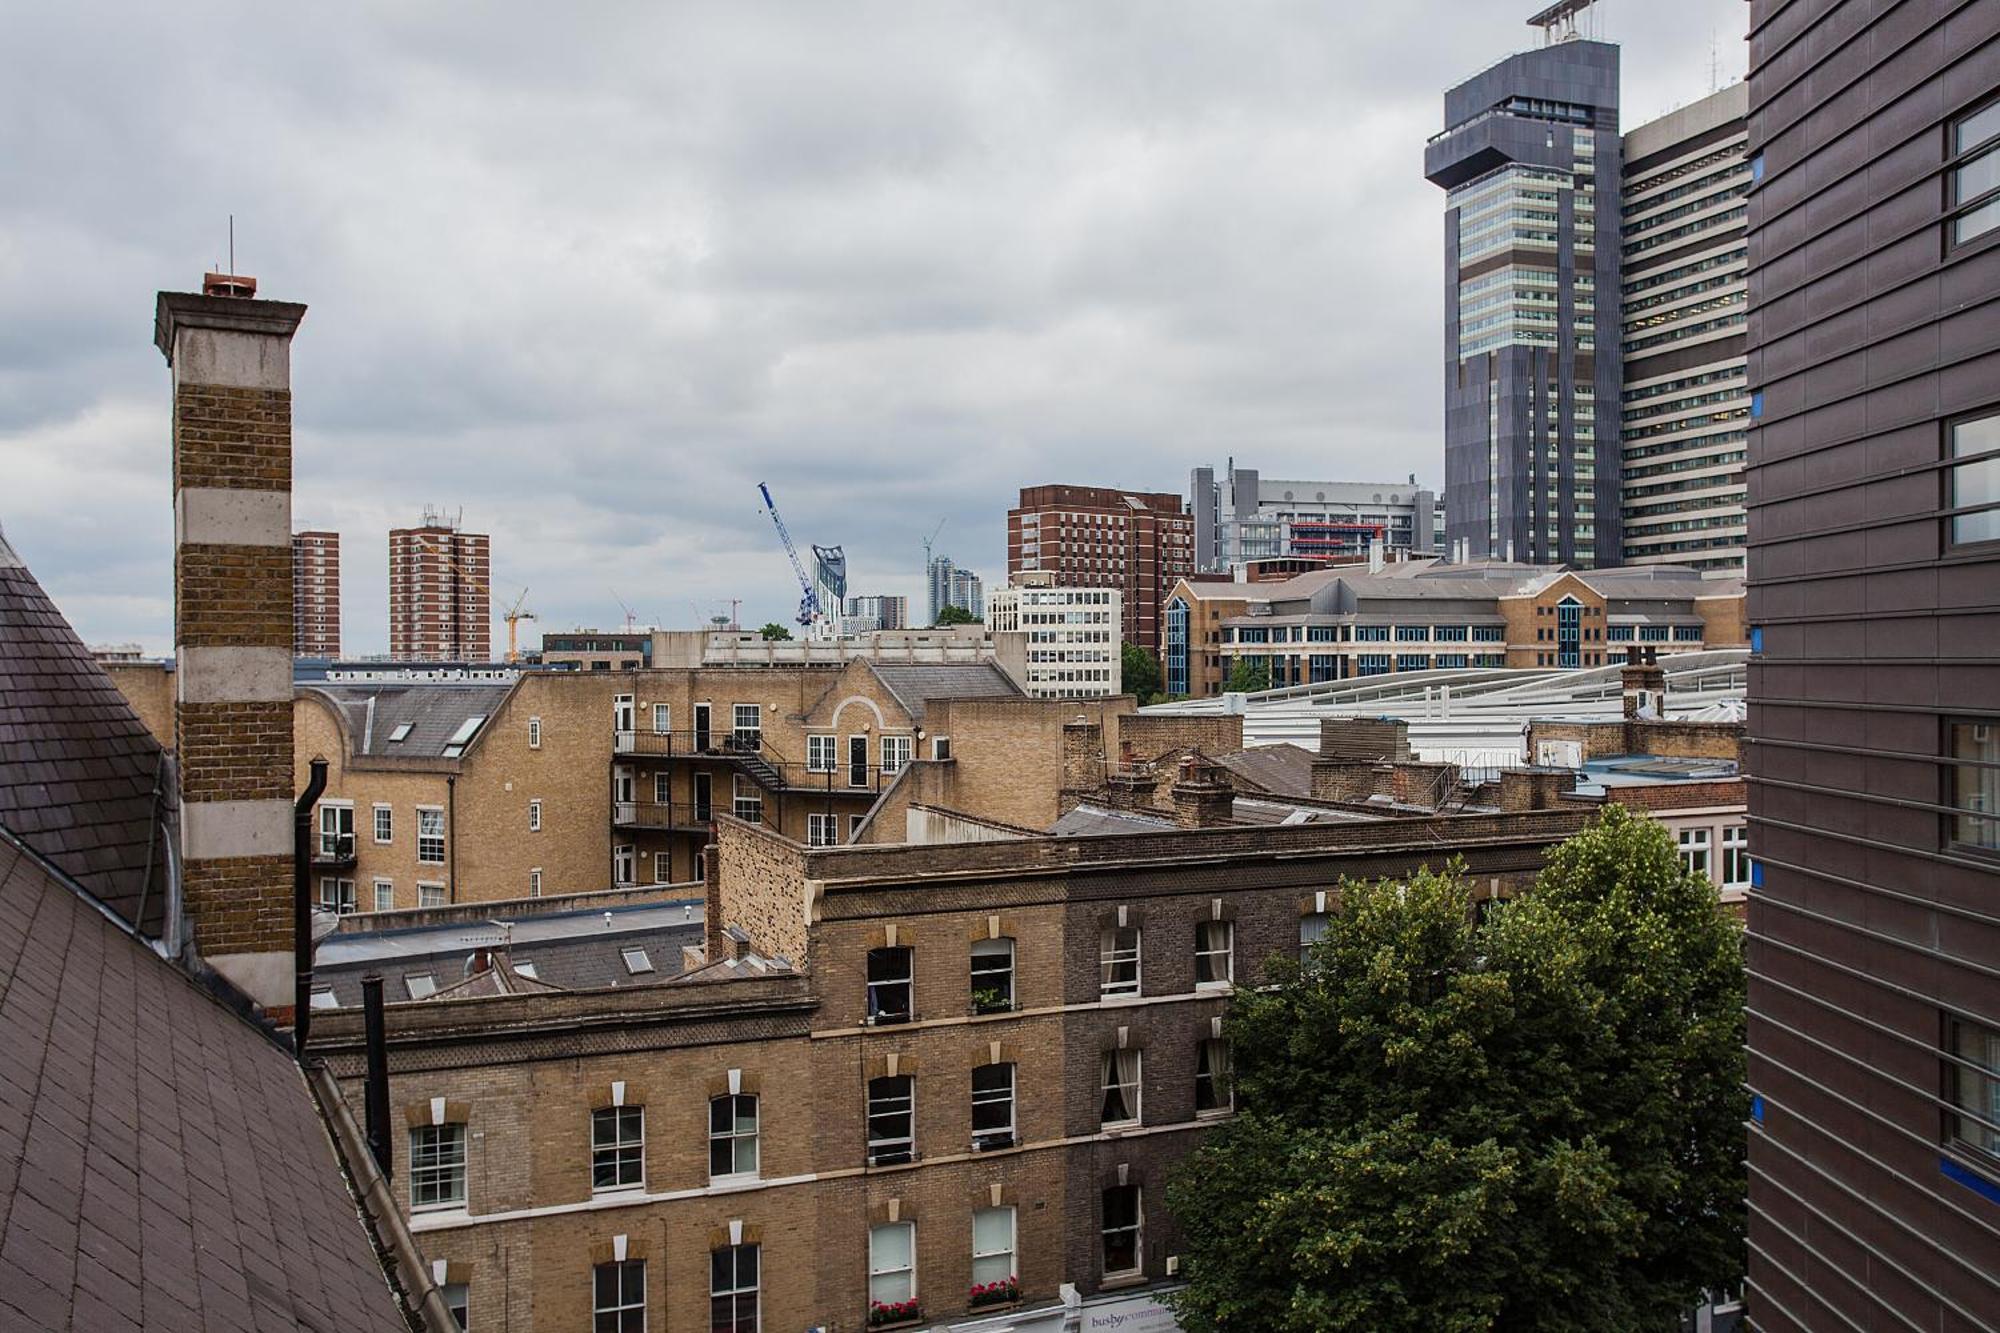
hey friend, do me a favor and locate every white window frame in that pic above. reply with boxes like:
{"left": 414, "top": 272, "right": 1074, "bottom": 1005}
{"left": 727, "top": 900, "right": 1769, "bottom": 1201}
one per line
{"left": 866, "top": 946, "right": 914, "bottom": 1024}
{"left": 590, "top": 1105, "right": 645, "bottom": 1193}
{"left": 971, "top": 1204, "right": 1017, "bottom": 1288}
{"left": 528, "top": 868, "right": 542, "bottom": 898}
{"left": 970, "top": 936, "right": 1015, "bottom": 1012}
{"left": 651, "top": 702, "right": 671, "bottom": 735}
{"left": 867, "top": 1220, "right": 917, "bottom": 1306}
{"left": 1099, "top": 1048, "right": 1142, "bottom": 1129}
{"left": 849, "top": 814, "right": 867, "bottom": 838}
{"left": 372, "top": 878, "right": 394, "bottom": 913}
{"left": 1099, "top": 925, "right": 1141, "bottom": 999}
{"left": 1100, "top": 1184, "right": 1143, "bottom": 1278}
{"left": 318, "top": 801, "right": 355, "bottom": 857}
{"left": 527, "top": 715, "right": 542, "bottom": 749}
{"left": 732, "top": 703, "right": 762, "bottom": 750}
{"left": 708, "top": 1093, "right": 760, "bottom": 1182}
{"left": 654, "top": 850, "right": 672, "bottom": 884}
{"left": 1721, "top": 825, "right": 1750, "bottom": 886}
{"left": 1194, "top": 920, "right": 1234, "bottom": 989}
{"left": 593, "top": 1259, "right": 647, "bottom": 1333}
{"left": 318, "top": 876, "right": 356, "bottom": 915}
{"left": 881, "top": 734, "right": 913, "bottom": 775}
{"left": 372, "top": 803, "right": 393, "bottom": 844}
{"left": 1300, "top": 911, "right": 1329, "bottom": 957}
{"left": 732, "top": 775, "right": 763, "bottom": 824}
{"left": 806, "top": 734, "right": 838, "bottom": 773}
{"left": 614, "top": 845, "right": 636, "bottom": 886}
{"left": 417, "top": 882, "right": 447, "bottom": 909}
{"left": 1195, "top": 1038, "right": 1233, "bottom": 1116}
{"left": 1678, "top": 826, "right": 1713, "bottom": 879}
{"left": 807, "top": 812, "right": 839, "bottom": 847}
{"left": 409, "top": 1123, "right": 466, "bottom": 1211}
{"left": 528, "top": 799, "right": 542, "bottom": 832}
{"left": 867, "top": 1075, "right": 916, "bottom": 1165}
{"left": 710, "top": 1243, "right": 758, "bottom": 1333}
{"left": 442, "top": 1283, "right": 468, "bottom": 1330}
{"left": 417, "top": 806, "right": 446, "bottom": 864}
{"left": 972, "top": 1062, "right": 1015, "bottom": 1148}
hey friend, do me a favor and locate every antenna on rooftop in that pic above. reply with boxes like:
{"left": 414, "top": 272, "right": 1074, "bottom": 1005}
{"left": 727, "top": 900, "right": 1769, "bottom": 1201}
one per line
{"left": 228, "top": 214, "right": 235, "bottom": 277}
{"left": 1528, "top": 0, "right": 1600, "bottom": 44}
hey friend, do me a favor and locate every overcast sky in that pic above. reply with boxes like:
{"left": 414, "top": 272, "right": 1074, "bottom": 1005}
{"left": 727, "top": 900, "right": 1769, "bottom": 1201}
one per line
{"left": 1, "top": 0, "right": 1744, "bottom": 655}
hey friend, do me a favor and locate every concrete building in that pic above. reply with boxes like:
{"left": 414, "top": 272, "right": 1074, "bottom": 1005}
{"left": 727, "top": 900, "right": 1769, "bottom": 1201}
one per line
{"left": 1188, "top": 464, "right": 1443, "bottom": 571}
{"left": 1163, "top": 558, "right": 1743, "bottom": 695}
{"left": 1619, "top": 85, "right": 1751, "bottom": 572}
{"left": 844, "top": 594, "right": 910, "bottom": 634}
{"left": 1743, "top": 2, "right": 2000, "bottom": 1327}
{"left": 1425, "top": 21, "right": 1622, "bottom": 567}
{"left": 390, "top": 512, "right": 491, "bottom": 661}
{"left": 541, "top": 629, "right": 654, "bottom": 671}
{"left": 294, "top": 528, "right": 342, "bottom": 656}
{"left": 927, "top": 555, "right": 985, "bottom": 624}
{"left": 1008, "top": 485, "right": 1194, "bottom": 655}
{"left": 988, "top": 571, "right": 1122, "bottom": 700}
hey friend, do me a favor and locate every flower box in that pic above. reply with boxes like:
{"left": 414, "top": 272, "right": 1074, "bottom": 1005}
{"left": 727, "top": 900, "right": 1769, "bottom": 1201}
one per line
{"left": 968, "top": 1277, "right": 1021, "bottom": 1309}
{"left": 869, "top": 1298, "right": 923, "bottom": 1327}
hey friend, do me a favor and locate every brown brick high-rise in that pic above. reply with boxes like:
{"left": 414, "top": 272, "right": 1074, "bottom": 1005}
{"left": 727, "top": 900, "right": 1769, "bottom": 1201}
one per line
{"left": 156, "top": 275, "right": 306, "bottom": 1009}
{"left": 390, "top": 519, "right": 491, "bottom": 660}
{"left": 1008, "top": 485, "right": 1193, "bottom": 654}
{"left": 293, "top": 529, "right": 341, "bottom": 657}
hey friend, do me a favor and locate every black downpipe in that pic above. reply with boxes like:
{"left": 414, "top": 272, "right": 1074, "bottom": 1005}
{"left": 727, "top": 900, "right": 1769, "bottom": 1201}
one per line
{"left": 446, "top": 773, "right": 458, "bottom": 904}
{"left": 293, "top": 757, "right": 328, "bottom": 1058}
{"left": 362, "top": 973, "right": 393, "bottom": 1177}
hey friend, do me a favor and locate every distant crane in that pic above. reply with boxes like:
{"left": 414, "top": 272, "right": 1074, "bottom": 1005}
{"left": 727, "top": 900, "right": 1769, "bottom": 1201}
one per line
{"left": 501, "top": 587, "right": 536, "bottom": 663}
{"left": 921, "top": 517, "right": 947, "bottom": 568}
{"left": 610, "top": 590, "right": 638, "bottom": 633}
{"left": 758, "top": 482, "right": 821, "bottom": 632}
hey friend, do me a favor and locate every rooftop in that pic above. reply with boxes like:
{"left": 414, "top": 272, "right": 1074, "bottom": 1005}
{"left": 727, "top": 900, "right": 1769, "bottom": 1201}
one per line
{"left": 302, "top": 681, "right": 514, "bottom": 760}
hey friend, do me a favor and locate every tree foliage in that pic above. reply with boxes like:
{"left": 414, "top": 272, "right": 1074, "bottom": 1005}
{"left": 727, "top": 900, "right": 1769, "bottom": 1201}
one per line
{"left": 757, "top": 622, "right": 793, "bottom": 640}
{"left": 1166, "top": 806, "right": 1747, "bottom": 1332}
{"left": 1224, "top": 658, "right": 1270, "bottom": 693}
{"left": 1122, "top": 643, "right": 1163, "bottom": 700}
{"left": 934, "top": 604, "right": 981, "bottom": 626}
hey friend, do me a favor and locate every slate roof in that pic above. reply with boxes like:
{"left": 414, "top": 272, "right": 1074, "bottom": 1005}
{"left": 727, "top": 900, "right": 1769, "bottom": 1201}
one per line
{"left": 0, "top": 529, "right": 174, "bottom": 937}
{"left": 0, "top": 829, "right": 410, "bottom": 1333}
{"left": 302, "top": 682, "right": 513, "bottom": 760}
{"left": 1210, "top": 744, "right": 1316, "bottom": 799}
{"left": 865, "top": 662, "right": 1022, "bottom": 723}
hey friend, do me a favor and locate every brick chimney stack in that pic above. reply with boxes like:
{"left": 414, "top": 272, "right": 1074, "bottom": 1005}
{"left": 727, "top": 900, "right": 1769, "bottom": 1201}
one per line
{"left": 1621, "top": 645, "right": 1667, "bottom": 722}
{"left": 155, "top": 277, "right": 307, "bottom": 1008}
{"left": 1170, "top": 753, "right": 1235, "bottom": 829}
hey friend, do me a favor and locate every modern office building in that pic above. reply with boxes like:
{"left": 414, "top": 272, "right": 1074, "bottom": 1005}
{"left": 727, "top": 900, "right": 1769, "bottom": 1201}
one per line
{"left": 1620, "top": 84, "right": 1751, "bottom": 572}
{"left": 843, "top": 594, "right": 909, "bottom": 634}
{"left": 988, "top": 571, "right": 1123, "bottom": 699}
{"left": 1424, "top": 11, "right": 1622, "bottom": 567}
{"left": 1188, "top": 463, "right": 1443, "bottom": 570}
{"left": 926, "top": 555, "right": 984, "bottom": 624}
{"left": 293, "top": 528, "right": 341, "bottom": 657}
{"left": 1008, "top": 484, "right": 1194, "bottom": 653}
{"left": 389, "top": 511, "right": 491, "bottom": 661}
{"left": 1743, "top": 2, "right": 2000, "bottom": 1328}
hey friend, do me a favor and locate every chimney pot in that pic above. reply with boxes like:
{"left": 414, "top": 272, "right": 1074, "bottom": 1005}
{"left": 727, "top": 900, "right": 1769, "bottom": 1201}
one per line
{"left": 201, "top": 271, "right": 258, "bottom": 299}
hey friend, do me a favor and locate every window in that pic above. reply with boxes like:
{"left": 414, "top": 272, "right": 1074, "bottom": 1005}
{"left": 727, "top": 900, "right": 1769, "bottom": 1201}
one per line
{"left": 388, "top": 722, "right": 414, "bottom": 743}
{"left": 417, "top": 807, "right": 446, "bottom": 864}
{"left": 418, "top": 883, "right": 446, "bottom": 908}
{"left": 529, "top": 868, "right": 542, "bottom": 898}
{"left": 651, "top": 703, "right": 670, "bottom": 735}
{"left": 807, "top": 813, "right": 839, "bottom": 847}
{"left": 621, "top": 946, "right": 653, "bottom": 975}
{"left": 372, "top": 878, "right": 394, "bottom": 913}
{"left": 319, "top": 877, "right": 356, "bottom": 915}
{"left": 867, "top": 947, "right": 913, "bottom": 1023}
{"left": 971, "top": 1205, "right": 1017, "bottom": 1291}
{"left": 1196, "top": 1038, "right": 1233, "bottom": 1115}
{"left": 1722, "top": 826, "right": 1750, "bottom": 886}
{"left": 1949, "top": 720, "right": 2000, "bottom": 851}
{"left": 442, "top": 1282, "right": 468, "bottom": 1330}
{"left": 732, "top": 703, "right": 762, "bottom": 750}
{"left": 1678, "top": 827, "right": 1712, "bottom": 878}
{"left": 807, "top": 734, "right": 837, "bottom": 772}
{"left": 405, "top": 972, "right": 438, "bottom": 999}
{"left": 1100, "top": 1049, "right": 1142, "bottom": 1128}
{"left": 1300, "top": 911, "right": 1329, "bottom": 956}
{"left": 591, "top": 1106, "right": 645, "bottom": 1192}
{"left": 1099, "top": 926, "right": 1141, "bottom": 999}
{"left": 318, "top": 803, "right": 354, "bottom": 858}
{"left": 653, "top": 851, "right": 671, "bottom": 884}
{"left": 1950, "top": 102, "right": 2000, "bottom": 244}
{"left": 709, "top": 1094, "right": 759, "bottom": 1180}
{"left": 868, "top": 1221, "right": 917, "bottom": 1309}
{"left": 1101, "top": 1184, "right": 1142, "bottom": 1277}
{"left": 372, "top": 804, "right": 393, "bottom": 844}
{"left": 710, "top": 1245, "right": 758, "bottom": 1333}
{"left": 409, "top": 1123, "right": 466, "bottom": 1210}
{"left": 970, "top": 937, "right": 1014, "bottom": 1012}
{"left": 1194, "top": 920, "right": 1233, "bottom": 988}
{"left": 528, "top": 799, "right": 542, "bottom": 832}
{"left": 593, "top": 1260, "right": 647, "bottom": 1333}
{"left": 732, "top": 776, "right": 763, "bottom": 824}
{"left": 881, "top": 735, "right": 913, "bottom": 775}
{"left": 867, "top": 1076, "right": 915, "bottom": 1165}
{"left": 1949, "top": 414, "right": 2000, "bottom": 547}
{"left": 528, "top": 716, "right": 542, "bottom": 749}
{"left": 614, "top": 845, "right": 635, "bottom": 886}
{"left": 972, "top": 1063, "right": 1015, "bottom": 1150}
{"left": 1946, "top": 1014, "right": 2000, "bottom": 1164}
{"left": 309, "top": 986, "right": 338, "bottom": 1010}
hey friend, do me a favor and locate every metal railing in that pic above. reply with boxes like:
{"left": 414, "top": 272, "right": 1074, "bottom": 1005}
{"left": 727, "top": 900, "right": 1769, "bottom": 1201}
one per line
{"left": 611, "top": 727, "right": 903, "bottom": 794}
{"left": 314, "top": 832, "right": 358, "bottom": 865}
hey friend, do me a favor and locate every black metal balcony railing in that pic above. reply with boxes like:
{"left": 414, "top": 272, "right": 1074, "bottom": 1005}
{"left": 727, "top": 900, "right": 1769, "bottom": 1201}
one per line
{"left": 610, "top": 800, "right": 712, "bottom": 833}
{"left": 313, "top": 833, "right": 357, "bottom": 866}
{"left": 611, "top": 728, "right": 901, "bottom": 794}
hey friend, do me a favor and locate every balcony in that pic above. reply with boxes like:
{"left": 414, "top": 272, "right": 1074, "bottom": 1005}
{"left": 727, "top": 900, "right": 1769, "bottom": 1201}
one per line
{"left": 313, "top": 833, "right": 357, "bottom": 869}
{"left": 611, "top": 800, "right": 712, "bottom": 834}
{"left": 612, "top": 729, "right": 897, "bottom": 794}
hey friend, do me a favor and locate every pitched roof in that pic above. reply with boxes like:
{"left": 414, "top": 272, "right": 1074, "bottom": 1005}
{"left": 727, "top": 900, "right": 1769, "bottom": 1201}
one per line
{"left": 0, "top": 830, "right": 410, "bottom": 1333}
{"left": 865, "top": 662, "right": 1022, "bottom": 722}
{"left": 1210, "top": 744, "right": 1316, "bottom": 799}
{"left": 0, "top": 529, "right": 174, "bottom": 936}
{"left": 303, "top": 682, "right": 512, "bottom": 759}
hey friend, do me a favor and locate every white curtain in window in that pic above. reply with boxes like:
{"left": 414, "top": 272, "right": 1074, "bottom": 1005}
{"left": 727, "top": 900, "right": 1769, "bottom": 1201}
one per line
{"left": 868, "top": 1222, "right": 915, "bottom": 1303}
{"left": 1102, "top": 1049, "right": 1141, "bottom": 1123}
{"left": 971, "top": 1206, "right": 1015, "bottom": 1284}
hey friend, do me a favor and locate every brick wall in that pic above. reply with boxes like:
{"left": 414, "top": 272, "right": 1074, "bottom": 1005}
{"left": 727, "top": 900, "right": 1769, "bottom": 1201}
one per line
{"left": 1317, "top": 717, "right": 1410, "bottom": 761}
{"left": 1117, "top": 712, "right": 1242, "bottom": 760}
{"left": 716, "top": 815, "right": 811, "bottom": 965}
{"left": 104, "top": 662, "right": 175, "bottom": 749}
{"left": 1528, "top": 718, "right": 1744, "bottom": 763}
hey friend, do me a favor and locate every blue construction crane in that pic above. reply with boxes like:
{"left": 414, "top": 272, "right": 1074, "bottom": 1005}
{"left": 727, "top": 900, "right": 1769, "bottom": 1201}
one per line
{"left": 758, "top": 482, "right": 820, "bottom": 629}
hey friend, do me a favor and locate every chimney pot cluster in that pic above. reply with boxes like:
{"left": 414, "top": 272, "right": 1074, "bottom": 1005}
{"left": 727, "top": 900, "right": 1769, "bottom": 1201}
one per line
{"left": 201, "top": 271, "right": 258, "bottom": 299}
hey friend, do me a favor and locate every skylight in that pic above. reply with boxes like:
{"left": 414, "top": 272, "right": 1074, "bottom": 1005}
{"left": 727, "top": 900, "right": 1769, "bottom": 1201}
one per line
{"left": 620, "top": 946, "right": 653, "bottom": 975}
{"left": 405, "top": 973, "right": 437, "bottom": 999}
{"left": 441, "top": 715, "right": 486, "bottom": 758}
{"left": 388, "top": 723, "right": 414, "bottom": 743}
{"left": 309, "top": 987, "right": 340, "bottom": 1010}
{"left": 513, "top": 961, "right": 538, "bottom": 979}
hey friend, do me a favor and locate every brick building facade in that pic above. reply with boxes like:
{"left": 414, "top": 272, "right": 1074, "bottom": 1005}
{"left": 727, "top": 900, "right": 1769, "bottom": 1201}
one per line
{"left": 390, "top": 517, "right": 491, "bottom": 661}
{"left": 1008, "top": 485, "right": 1194, "bottom": 655}
{"left": 294, "top": 528, "right": 341, "bottom": 657}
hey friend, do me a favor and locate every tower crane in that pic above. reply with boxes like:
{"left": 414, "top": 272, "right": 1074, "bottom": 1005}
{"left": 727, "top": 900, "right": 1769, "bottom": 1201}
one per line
{"left": 758, "top": 482, "right": 821, "bottom": 631}
{"left": 501, "top": 587, "right": 536, "bottom": 663}
{"left": 922, "top": 517, "right": 947, "bottom": 567}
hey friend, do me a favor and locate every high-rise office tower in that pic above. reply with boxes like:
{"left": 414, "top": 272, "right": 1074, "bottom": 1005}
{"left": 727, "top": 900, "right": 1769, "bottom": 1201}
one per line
{"left": 1425, "top": 6, "right": 1621, "bottom": 566}
{"left": 388, "top": 511, "right": 491, "bottom": 661}
{"left": 926, "top": 555, "right": 982, "bottom": 624}
{"left": 292, "top": 529, "right": 341, "bottom": 657}
{"left": 1008, "top": 484, "right": 1193, "bottom": 653}
{"left": 1744, "top": 1, "right": 2000, "bottom": 1327}
{"left": 1188, "top": 463, "right": 1442, "bottom": 570}
{"left": 1620, "top": 85, "right": 1751, "bottom": 572}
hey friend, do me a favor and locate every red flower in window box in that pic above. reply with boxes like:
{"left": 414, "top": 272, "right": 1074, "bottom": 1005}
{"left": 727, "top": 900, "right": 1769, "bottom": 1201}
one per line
{"left": 869, "top": 1297, "right": 923, "bottom": 1326}
{"left": 968, "top": 1276, "right": 1020, "bottom": 1308}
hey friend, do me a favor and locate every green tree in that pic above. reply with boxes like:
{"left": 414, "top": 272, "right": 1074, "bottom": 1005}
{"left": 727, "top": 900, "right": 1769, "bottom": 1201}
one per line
{"left": 1121, "top": 643, "right": 1162, "bottom": 700}
{"left": 757, "top": 622, "right": 793, "bottom": 641}
{"left": 1224, "top": 657, "right": 1270, "bottom": 693}
{"left": 934, "top": 604, "right": 981, "bottom": 626}
{"left": 1166, "top": 806, "right": 1747, "bottom": 1333}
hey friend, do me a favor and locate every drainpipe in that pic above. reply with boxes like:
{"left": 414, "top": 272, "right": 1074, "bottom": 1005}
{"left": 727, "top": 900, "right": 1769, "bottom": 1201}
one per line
{"left": 362, "top": 973, "right": 393, "bottom": 1177}
{"left": 294, "top": 757, "right": 328, "bottom": 1058}
{"left": 446, "top": 774, "right": 457, "bottom": 904}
